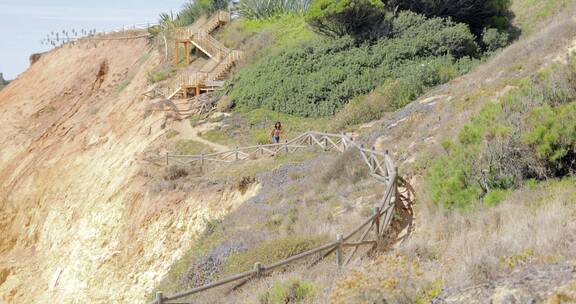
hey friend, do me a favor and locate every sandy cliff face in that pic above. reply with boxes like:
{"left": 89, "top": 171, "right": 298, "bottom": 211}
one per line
{"left": 0, "top": 37, "right": 255, "bottom": 303}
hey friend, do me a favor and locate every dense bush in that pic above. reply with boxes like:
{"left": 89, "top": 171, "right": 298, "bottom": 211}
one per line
{"left": 426, "top": 60, "right": 576, "bottom": 211}
{"left": 481, "top": 27, "right": 510, "bottom": 51}
{"left": 383, "top": 0, "right": 514, "bottom": 36}
{"left": 524, "top": 103, "right": 576, "bottom": 175}
{"left": 240, "top": 0, "right": 312, "bottom": 19}
{"left": 306, "top": 0, "right": 393, "bottom": 41}
{"left": 228, "top": 12, "right": 478, "bottom": 117}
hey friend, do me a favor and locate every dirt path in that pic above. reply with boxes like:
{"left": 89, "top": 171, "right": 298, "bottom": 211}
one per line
{"left": 171, "top": 119, "right": 229, "bottom": 152}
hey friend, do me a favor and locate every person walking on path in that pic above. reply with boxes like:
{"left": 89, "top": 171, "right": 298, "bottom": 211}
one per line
{"left": 271, "top": 121, "right": 282, "bottom": 143}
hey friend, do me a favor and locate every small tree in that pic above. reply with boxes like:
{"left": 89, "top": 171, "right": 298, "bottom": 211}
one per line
{"left": 306, "top": 0, "right": 394, "bottom": 41}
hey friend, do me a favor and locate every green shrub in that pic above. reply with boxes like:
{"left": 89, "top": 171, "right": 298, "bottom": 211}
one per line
{"left": 240, "top": 0, "right": 312, "bottom": 19}
{"left": 426, "top": 59, "right": 576, "bottom": 211}
{"left": 306, "top": 0, "right": 393, "bottom": 41}
{"left": 223, "top": 235, "right": 327, "bottom": 275}
{"left": 483, "top": 188, "right": 511, "bottom": 207}
{"left": 524, "top": 103, "right": 576, "bottom": 175}
{"left": 384, "top": 0, "right": 514, "bottom": 36}
{"left": 258, "top": 279, "right": 315, "bottom": 304}
{"left": 482, "top": 28, "right": 510, "bottom": 51}
{"left": 425, "top": 151, "right": 483, "bottom": 210}
{"left": 228, "top": 11, "right": 478, "bottom": 117}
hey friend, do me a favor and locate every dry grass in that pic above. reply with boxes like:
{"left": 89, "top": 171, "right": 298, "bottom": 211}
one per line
{"left": 405, "top": 178, "right": 576, "bottom": 287}
{"left": 323, "top": 178, "right": 576, "bottom": 303}
{"left": 152, "top": 145, "right": 388, "bottom": 303}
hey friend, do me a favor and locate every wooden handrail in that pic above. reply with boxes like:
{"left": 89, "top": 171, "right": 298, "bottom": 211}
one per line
{"left": 151, "top": 130, "right": 406, "bottom": 304}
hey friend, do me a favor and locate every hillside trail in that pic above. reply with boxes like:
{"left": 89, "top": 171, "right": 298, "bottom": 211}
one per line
{"left": 171, "top": 118, "right": 229, "bottom": 152}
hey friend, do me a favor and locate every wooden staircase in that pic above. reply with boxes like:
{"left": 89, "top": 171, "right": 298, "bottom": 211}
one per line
{"left": 166, "top": 10, "right": 242, "bottom": 99}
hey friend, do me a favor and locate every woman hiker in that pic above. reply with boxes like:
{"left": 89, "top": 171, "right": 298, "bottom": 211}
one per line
{"left": 271, "top": 121, "right": 282, "bottom": 144}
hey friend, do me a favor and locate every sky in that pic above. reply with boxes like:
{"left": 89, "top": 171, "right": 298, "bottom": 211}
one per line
{"left": 0, "top": 0, "right": 186, "bottom": 79}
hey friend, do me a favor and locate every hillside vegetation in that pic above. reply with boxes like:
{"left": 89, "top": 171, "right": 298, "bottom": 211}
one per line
{"left": 427, "top": 59, "right": 576, "bottom": 210}
{"left": 148, "top": 0, "right": 576, "bottom": 303}
{"left": 228, "top": 12, "right": 479, "bottom": 117}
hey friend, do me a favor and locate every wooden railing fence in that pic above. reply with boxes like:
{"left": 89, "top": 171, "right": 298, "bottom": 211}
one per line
{"left": 151, "top": 131, "right": 406, "bottom": 304}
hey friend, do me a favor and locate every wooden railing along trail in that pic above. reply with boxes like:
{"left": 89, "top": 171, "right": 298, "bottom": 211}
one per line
{"left": 151, "top": 131, "right": 414, "bottom": 304}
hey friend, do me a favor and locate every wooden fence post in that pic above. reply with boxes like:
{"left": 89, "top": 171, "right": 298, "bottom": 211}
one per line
{"left": 324, "top": 133, "right": 328, "bottom": 151}
{"left": 340, "top": 131, "right": 347, "bottom": 151}
{"left": 200, "top": 152, "right": 205, "bottom": 166}
{"left": 371, "top": 147, "right": 376, "bottom": 170}
{"left": 259, "top": 144, "right": 263, "bottom": 156}
{"left": 374, "top": 206, "right": 381, "bottom": 235}
{"left": 254, "top": 262, "right": 263, "bottom": 278}
{"left": 235, "top": 147, "right": 239, "bottom": 161}
{"left": 336, "top": 234, "right": 343, "bottom": 268}
{"left": 165, "top": 152, "right": 169, "bottom": 165}
{"left": 155, "top": 291, "right": 163, "bottom": 304}
{"left": 285, "top": 140, "right": 289, "bottom": 153}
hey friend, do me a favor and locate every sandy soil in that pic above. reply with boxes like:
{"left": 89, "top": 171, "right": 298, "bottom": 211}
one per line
{"left": 0, "top": 34, "right": 255, "bottom": 303}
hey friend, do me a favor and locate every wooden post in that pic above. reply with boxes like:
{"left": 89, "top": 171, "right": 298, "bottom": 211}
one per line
{"left": 371, "top": 147, "right": 376, "bottom": 170}
{"left": 259, "top": 144, "right": 263, "bottom": 156}
{"left": 174, "top": 40, "right": 179, "bottom": 65}
{"left": 341, "top": 131, "right": 346, "bottom": 151}
{"left": 254, "top": 262, "right": 263, "bottom": 278}
{"left": 324, "top": 136, "right": 328, "bottom": 152}
{"left": 374, "top": 206, "right": 381, "bottom": 235}
{"left": 235, "top": 147, "right": 239, "bottom": 161}
{"left": 185, "top": 41, "right": 190, "bottom": 65}
{"left": 165, "top": 152, "right": 169, "bottom": 165}
{"left": 285, "top": 140, "right": 289, "bottom": 153}
{"left": 155, "top": 291, "right": 163, "bottom": 304}
{"left": 336, "top": 234, "right": 343, "bottom": 268}
{"left": 200, "top": 152, "right": 205, "bottom": 166}
{"left": 195, "top": 85, "right": 200, "bottom": 96}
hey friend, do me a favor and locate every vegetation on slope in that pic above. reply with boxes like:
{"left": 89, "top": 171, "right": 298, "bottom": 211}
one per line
{"left": 215, "top": 14, "right": 318, "bottom": 64}
{"left": 151, "top": 0, "right": 576, "bottom": 302}
{"left": 223, "top": 0, "right": 518, "bottom": 121}
{"left": 426, "top": 57, "right": 576, "bottom": 210}
{"left": 228, "top": 12, "right": 479, "bottom": 117}
{"left": 239, "top": 0, "right": 312, "bottom": 19}
{"left": 511, "top": 0, "right": 573, "bottom": 35}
